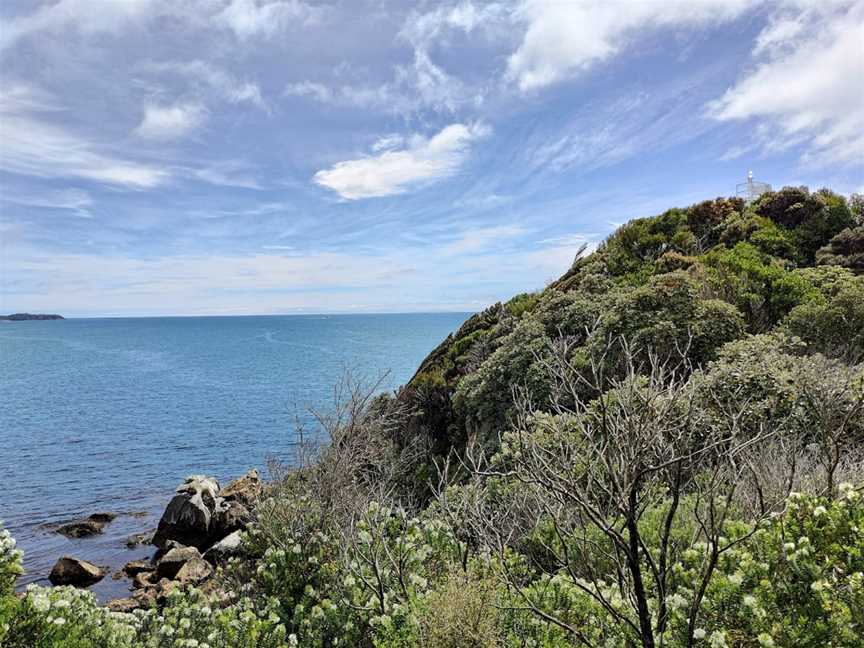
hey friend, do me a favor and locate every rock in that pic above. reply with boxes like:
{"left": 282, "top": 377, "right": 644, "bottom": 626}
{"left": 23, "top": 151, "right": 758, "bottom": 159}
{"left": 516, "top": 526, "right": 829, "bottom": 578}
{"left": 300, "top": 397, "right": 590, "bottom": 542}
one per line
{"left": 49, "top": 556, "right": 105, "bottom": 587}
{"left": 212, "top": 499, "right": 251, "bottom": 538}
{"left": 133, "top": 587, "right": 157, "bottom": 607}
{"left": 156, "top": 546, "right": 202, "bottom": 580}
{"left": 107, "top": 588, "right": 159, "bottom": 613}
{"left": 133, "top": 571, "right": 158, "bottom": 590}
{"left": 106, "top": 597, "right": 141, "bottom": 613}
{"left": 56, "top": 520, "right": 102, "bottom": 538}
{"left": 175, "top": 556, "right": 212, "bottom": 585}
{"left": 87, "top": 512, "right": 118, "bottom": 525}
{"left": 125, "top": 531, "right": 154, "bottom": 548}
{"left": 123, "top": 559, "right": 154, "bottom": 577}
{"left": 55, "top": 513, "right": 117, "bottom": 539}
{"left": 153, "top": 539, "right": 187, "bottom": 562}
{"left": 204, "top": 530, "right": 244, "bottom": 564}
{"left": 156, "top": 578, "right": 179, "bottom": 603}
{"left": 152, "top": 476, "right": 220, "bottom": 549}
{"left": 218, "top": 469, "right": 262, "bottom": 508}
{"left": 113, "top": 587, "right": 158, "bottom": 611}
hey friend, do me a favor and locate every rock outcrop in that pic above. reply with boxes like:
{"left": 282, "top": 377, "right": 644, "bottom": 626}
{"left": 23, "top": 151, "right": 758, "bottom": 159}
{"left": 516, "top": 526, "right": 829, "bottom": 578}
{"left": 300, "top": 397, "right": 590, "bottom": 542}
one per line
{"left": 152, "top": 476, "right": 221, "bottom": 549}
{"left": 105, "top": 469, "right": 258, "bottom": 612}
{"left": 49, "top": 557, "right": 105, "bottom": 587}
{"left": 152, "top": 472, "right": 258, "bottom": 551}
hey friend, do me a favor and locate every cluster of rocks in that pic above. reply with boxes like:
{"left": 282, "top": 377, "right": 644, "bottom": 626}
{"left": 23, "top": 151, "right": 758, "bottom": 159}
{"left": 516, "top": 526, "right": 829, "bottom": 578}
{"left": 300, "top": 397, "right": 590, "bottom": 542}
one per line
{"left": 47, "top": 470, "right": 261, "bottom": 613}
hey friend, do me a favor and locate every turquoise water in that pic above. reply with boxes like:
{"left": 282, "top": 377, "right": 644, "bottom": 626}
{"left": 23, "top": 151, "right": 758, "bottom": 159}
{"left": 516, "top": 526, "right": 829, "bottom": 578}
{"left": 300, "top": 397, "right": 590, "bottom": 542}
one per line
{"left": 0, "top": 313, "right": 468, "bottom": 600}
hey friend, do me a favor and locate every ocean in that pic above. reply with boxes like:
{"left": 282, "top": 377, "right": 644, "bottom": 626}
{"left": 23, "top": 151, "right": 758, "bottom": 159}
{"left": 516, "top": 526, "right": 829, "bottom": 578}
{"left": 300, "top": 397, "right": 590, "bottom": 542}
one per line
{"left": 0, "top": 313, "right": 468, "bottom": 601}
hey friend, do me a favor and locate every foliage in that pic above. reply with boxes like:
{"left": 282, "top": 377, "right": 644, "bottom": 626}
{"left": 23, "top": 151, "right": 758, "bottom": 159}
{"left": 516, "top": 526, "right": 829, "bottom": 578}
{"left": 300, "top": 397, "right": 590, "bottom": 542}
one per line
{"left": 782, "top": 274, "right": 864, "bottom": 361}
{"left": 0, "top": 582, "right": 289, "bottom": 648}
{"left": 753, "top": 187, "right": 854, "bottom": 265}
{"left": 816, "top": 226, "right": 864, "bottom": 273}
{"left": 701, "top": 242, "right": 814, "bottom": 331}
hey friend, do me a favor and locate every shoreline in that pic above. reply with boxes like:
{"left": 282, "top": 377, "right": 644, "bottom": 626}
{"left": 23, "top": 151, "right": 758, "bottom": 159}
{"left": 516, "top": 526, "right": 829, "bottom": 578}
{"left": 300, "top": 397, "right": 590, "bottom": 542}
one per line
{"left": 14, "top": 470, "right": 261, "bottom": 608}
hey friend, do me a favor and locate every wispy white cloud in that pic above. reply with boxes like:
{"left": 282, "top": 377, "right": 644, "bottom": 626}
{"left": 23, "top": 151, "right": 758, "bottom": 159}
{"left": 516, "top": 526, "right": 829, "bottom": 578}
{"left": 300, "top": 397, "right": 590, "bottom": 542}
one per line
{"left": 216, "top": 0, "right": 322, "bottom": 40}
{"left": 143, "top": 60, "right": 266, "bottom": 109}
{"left": 523, "top": 74, "right": 718, "bottom": 175}
{"left": 370, "top": 135, "right": 405, "bottom": 153}
{"left": 0, "top": 0, "right": 319, "bottom": 52}
{"left": 0, "top": 188, "right": 94, "bottom": 218}
{"left": 313, "top": 123, "right": 490, "bottom": 200}
{"left": 189, "top": 160, "right": 263, "bottom": 190}
{"left": 443, "top": 224, "right": 527, "bottom": 255}
{"left": 0, "top": 85, "right": 169, "bottom": 189}
{"left": 134, "top": 102, "right": 208, "bottom": 140}
{"left": 399, "top": 1, "right": 507, "bottom": 47}
{"left": 285, "top": 1, "right": 505, "bottom": 117}
{"left": 0, "top": 0, "right": 159, "bottom": 51}
{"left": 506, "top": 0, "right": 755, "bottom": 91}
{"left": 708, "top": 3, "right": 864, "bottom": 166}
{"left": 285, "top": 60, "right": 472, "bottom": 117}
{"left": 283, "top": 81, "right": 334, "bottom": 103}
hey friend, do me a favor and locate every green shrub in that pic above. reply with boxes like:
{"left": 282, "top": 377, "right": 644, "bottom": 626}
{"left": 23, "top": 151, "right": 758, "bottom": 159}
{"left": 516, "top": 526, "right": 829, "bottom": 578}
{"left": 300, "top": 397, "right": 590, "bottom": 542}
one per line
{"left": 783, "top": 275, "right": 864, "bottom": 361}
{"left": 817, "top": 226, "right": 864, "bottom": 273}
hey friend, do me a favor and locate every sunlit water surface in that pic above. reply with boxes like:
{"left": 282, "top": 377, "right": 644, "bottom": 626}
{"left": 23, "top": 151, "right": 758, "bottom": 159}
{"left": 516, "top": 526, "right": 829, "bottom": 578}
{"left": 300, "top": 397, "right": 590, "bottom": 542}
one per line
{"left": 0, "top": 313, "right": 468, "bottom": 601}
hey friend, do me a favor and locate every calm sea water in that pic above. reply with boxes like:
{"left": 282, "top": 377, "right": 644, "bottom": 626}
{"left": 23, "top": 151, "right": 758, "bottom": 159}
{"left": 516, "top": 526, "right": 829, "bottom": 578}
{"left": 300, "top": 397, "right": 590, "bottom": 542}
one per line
{"left": 0, "top": 313, "right": 468, "bottom": 601}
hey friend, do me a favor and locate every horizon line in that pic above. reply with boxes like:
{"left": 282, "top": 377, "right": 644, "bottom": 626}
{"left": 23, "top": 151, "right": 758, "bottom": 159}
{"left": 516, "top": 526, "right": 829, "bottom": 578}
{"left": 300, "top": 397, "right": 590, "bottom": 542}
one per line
{"left": 2, "top": 310, "right": 478, "bottom": 320}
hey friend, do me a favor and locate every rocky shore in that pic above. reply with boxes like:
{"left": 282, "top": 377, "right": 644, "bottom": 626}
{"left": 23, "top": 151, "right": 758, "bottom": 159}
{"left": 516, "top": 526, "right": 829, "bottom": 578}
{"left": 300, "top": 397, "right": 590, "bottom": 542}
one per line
{"left": 45, "top": 469, "right": 262, "bottom": 612}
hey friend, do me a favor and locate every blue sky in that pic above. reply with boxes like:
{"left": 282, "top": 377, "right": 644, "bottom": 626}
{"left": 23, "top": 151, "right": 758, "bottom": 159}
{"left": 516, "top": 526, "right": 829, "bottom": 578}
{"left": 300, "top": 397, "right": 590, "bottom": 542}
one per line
{"left": 0, "top": 0, "right": 862, "bottom": 317}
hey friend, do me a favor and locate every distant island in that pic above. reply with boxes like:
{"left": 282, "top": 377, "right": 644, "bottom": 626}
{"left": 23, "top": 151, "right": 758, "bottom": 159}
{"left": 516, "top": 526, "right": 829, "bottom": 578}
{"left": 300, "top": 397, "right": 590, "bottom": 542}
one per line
{"left": 0, "top": 313, "right": 64, "bottom": 321}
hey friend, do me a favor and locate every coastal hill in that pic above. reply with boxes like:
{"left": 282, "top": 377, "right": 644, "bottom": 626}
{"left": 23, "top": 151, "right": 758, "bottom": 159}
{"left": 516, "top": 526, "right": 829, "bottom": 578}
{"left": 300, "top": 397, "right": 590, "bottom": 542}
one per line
{"left": 401, "top": 186, "right": 864, "bottom": 454}
{"left": 2, "top": 186, "right": 863, "bottom": 647}
{"left": 0, "top": 313, "right": 64, "bottom": 321}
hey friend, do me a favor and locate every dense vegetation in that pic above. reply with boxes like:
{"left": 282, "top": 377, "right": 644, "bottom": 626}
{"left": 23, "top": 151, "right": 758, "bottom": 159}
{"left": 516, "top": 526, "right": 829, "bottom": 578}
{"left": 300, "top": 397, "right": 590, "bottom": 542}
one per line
{"left": 2, "top": 186, "right": 863, "bottom": 647}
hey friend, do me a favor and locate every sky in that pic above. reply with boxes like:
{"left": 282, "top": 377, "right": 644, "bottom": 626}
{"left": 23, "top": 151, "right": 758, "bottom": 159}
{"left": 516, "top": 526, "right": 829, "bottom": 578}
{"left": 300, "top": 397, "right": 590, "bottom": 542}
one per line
{"left": 0, "top": 0, "right": 862, "bottom": 317}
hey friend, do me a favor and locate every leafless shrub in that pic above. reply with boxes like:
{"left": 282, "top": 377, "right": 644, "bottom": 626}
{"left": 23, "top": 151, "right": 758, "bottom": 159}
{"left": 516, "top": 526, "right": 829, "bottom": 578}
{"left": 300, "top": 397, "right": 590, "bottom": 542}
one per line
{"left": 257, "top": 369, "right": 427, "bottom": 547}
{"left": 443, "top": 336, "right": 794, "bottom": 648}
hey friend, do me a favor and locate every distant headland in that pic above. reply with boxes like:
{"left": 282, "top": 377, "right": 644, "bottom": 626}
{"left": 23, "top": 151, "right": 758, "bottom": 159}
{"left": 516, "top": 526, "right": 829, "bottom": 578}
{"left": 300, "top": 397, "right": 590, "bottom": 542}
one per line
{"left": 0, "top": 313, "right": 64, "bottom": 321}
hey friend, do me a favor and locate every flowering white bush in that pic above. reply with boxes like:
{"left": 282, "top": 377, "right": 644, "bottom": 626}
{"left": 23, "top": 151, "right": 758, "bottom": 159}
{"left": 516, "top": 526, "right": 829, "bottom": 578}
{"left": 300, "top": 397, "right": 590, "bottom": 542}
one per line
{"left": 0, "top": 525, "right": 23, "bottom": 595}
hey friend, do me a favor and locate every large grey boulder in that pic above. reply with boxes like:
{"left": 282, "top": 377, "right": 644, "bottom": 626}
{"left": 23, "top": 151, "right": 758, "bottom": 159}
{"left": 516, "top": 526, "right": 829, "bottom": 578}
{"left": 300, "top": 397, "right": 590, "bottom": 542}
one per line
{"left": 152, "top": 476, "right": 220, "bottom": 549}
{"left": 49, "top": 556, "right": 105, "bottom": 587}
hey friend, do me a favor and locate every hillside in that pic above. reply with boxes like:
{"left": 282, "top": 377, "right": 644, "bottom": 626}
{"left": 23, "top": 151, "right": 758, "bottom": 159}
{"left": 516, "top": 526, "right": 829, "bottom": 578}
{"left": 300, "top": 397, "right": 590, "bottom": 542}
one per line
{"left": 2, "top": 186, "right": 863, "bottom": 648}
{"left": 401, "top": 186, "right": 864, "bottom": 457}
